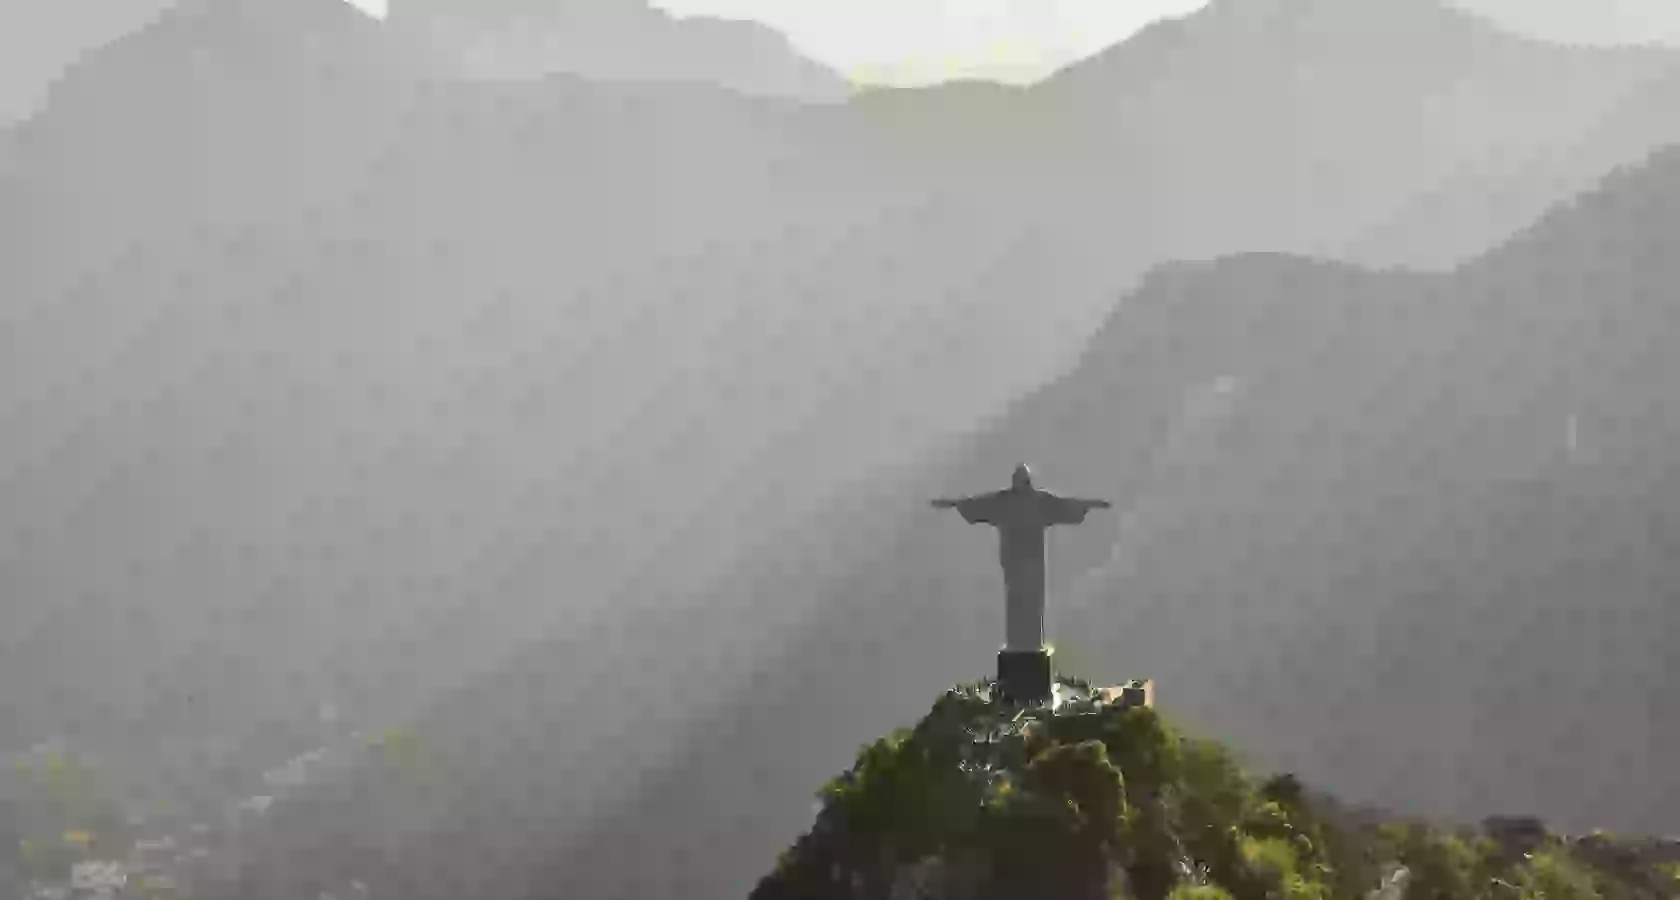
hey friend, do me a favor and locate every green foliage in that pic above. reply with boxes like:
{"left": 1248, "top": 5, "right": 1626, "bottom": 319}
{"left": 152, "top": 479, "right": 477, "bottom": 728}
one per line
{"left": 754, "top": 676, "right": 1675, "bottom": 900}
{"left": 7, "top": 750, "right": 131, "bottom": 866}
{"left": 1179, "top": 739, "right": 1251, "bottom": 833}
{"left": 982, "top": 740, "right": 1132, "bottom": 900}
{"left": 818, "top": 724, "right": 984, "bottom": 866}
{"left": 1237, "top": 834, "right": 1330, "bottom": 900}
{"left": 1386, "top": 824, "right": 1495, "bottom": 900}
{"left": 1513, "top": 850, "right": 1603, "bottom": 900}
{"left": 1168, "top": 885, "right": 1235, "bottom": 900}
{"left": 1255, "top": 773, "right": 1378, "bottom": 900}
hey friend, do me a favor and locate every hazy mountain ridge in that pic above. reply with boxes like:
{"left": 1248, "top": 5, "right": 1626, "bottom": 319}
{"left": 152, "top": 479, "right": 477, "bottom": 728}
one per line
{"left": 1336, "top": 58, "right": 1680, "bottom": 269}
{"left": 519, "top": 146, "right": 1680, "bottom": 900}
{"left": 386, "top": 0, "right": 852, "bottom": 102}
{"left": 9, "top": 2, "right": 1680, "bottom": 896}
{"left": 1042, "top": 0, "right": 1677, "bottom": 265}
{"left": 10, "top": 0, "right": 429, "bottom": 300}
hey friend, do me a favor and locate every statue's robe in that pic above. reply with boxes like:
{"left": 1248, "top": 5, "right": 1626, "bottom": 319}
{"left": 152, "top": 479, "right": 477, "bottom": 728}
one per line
{"left": 951, "top": 489, "right": 1098, "bottom": 652}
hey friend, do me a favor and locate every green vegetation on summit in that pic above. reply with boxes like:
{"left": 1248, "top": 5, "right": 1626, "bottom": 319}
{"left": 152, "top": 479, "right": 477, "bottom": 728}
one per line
{"left": 752, "top": 677, "right": 1680, "bottom": 900}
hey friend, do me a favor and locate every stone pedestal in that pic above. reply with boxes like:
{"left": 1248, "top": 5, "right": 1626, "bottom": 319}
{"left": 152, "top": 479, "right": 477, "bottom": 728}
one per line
{"left": 996, "top": 646, "right": 1053, "bottom": 704}
{"left": 1096, "top": 679, "right": 1155, "bottom": 710}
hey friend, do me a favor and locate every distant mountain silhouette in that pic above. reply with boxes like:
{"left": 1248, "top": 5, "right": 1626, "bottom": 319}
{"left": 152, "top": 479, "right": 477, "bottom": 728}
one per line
{"left": 9, "top": 2, "right": 1680, "bottom": 896}
{"left": 1449, "top": 0, "right": 1680, "bottom": 47}
{"left": 242, "top": 156, "right": 1680, "bottom": 900}
{"left": 541, "top": 144, "right": 1680, "bottom": 900}
{"left": 386, "top": 0, "right": 851, "bottom": 102}
{"left": 0, "top": 0, "right": 226, "bottom": 128}
{"left": 1336, "top": 59, "right": 1680, "bottom": 269}
{"left": 1036, "top": 0, "right": 1676, "bottom": 266}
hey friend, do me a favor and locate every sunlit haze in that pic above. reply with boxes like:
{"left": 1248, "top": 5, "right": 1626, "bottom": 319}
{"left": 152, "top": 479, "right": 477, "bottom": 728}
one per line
{"left": 344, "top": 0, "right": 1209, "bottom": 85}
{"left": 337, "top": 0, "right": 1680, "bottom": 86}
{"left": 7, "top": 0, "right": 1680, "bottom": 897}
{"left": 649, "top": 0, "right": 1210, "bottom": 85}
{"left": 6, "top": 0, "right": 1680, "bottom": 125}
{"left": 344, "top": 0, "right": 389, "bottom": 18}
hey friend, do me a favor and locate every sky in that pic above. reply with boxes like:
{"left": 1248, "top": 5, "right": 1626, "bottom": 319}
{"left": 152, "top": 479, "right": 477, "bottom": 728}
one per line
{"left": 657, "top": 0, "right": 1210, "bottom": 84}
{"left": 337, "top": 0, "right": 1206, "bottom": 83}
{"left": 352, "top": 0, "right": 1680, "bottom": 84}
{"left": 3, "top": 0, "right": 1680, "bottom": 122}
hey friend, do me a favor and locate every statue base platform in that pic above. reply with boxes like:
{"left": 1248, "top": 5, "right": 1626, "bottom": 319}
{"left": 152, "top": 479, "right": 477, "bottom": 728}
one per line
{"left": 1096, "top": 679, "right": 1155, "bottom": 710}
{"left": 996, "top": 646, "right": 1053, "bottom": 704}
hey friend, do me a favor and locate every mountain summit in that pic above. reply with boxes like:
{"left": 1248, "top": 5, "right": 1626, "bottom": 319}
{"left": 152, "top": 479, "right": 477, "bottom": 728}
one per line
{"left": 752, "top": 676, "right": 1680, "bottom": 900}
{"left": 741, "top": 143, "right": 1680, "bottom": 850}
{"left": 386, "top": 0, "right": 851, "bottom": 101}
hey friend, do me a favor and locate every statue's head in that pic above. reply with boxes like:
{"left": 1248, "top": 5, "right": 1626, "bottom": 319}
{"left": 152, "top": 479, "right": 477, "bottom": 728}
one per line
{"left": 1011, "top": 463, "right": 1033, "bottom": 490}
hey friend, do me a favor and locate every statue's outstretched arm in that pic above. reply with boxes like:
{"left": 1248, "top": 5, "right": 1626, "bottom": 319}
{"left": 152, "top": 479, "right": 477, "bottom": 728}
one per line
{"left": 1043, "top": 492, "right": 1113, "bottom": 525}
{"left": 930, "top": 491, "right": 1001, "bottom": 524}
{"left": 1043, "top": 489, "right": 1111, "bottom": 509}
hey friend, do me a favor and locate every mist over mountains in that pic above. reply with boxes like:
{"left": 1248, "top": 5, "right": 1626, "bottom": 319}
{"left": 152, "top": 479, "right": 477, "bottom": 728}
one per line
{"left": 5, "top": 0, "right": 1680, "bottom": 898}
{"left": 1336, "top": 61, "right": 1680, "bottom": 268}
{"left": 543, "top": 144, "right": 1680, "bottom": 900}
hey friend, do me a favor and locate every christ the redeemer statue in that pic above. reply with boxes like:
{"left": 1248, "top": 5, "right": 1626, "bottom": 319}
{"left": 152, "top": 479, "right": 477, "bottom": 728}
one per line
{"left": 932, "top": 463, "right": 1111, "bottom": 703}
